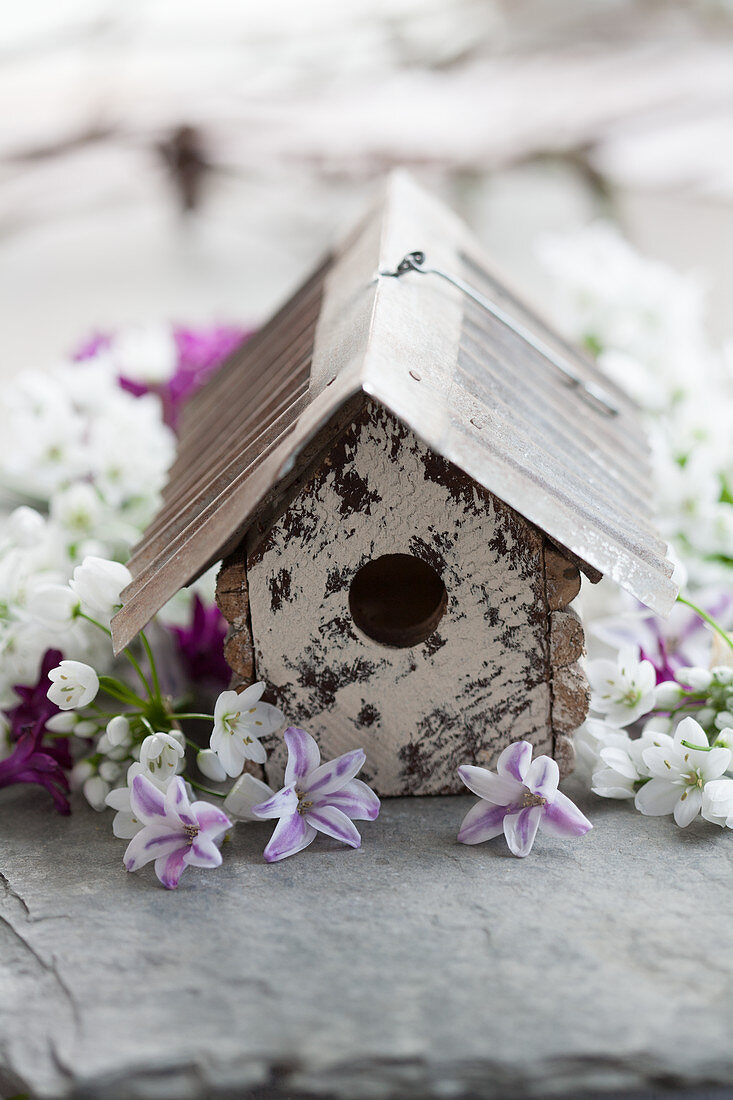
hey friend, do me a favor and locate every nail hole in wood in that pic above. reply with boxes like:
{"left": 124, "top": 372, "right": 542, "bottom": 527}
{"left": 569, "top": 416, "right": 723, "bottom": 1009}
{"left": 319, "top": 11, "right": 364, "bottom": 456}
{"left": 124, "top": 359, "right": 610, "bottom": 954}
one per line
{"left": 348, "top": 553, "right": 447, "bottom": 648}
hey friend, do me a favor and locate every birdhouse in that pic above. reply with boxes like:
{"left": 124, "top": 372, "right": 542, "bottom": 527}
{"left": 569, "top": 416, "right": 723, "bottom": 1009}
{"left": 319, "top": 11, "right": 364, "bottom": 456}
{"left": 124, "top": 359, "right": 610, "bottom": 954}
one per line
{"left": 112, "top": 172, "right": 676, "bottom": 796}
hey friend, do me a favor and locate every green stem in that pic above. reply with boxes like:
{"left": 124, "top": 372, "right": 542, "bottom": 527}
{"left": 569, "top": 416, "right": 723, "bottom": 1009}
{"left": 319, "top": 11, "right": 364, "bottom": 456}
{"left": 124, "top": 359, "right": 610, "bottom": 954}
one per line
{"left": 139, "top": 716, "right": 156, "bottom": 738}
{"left": 680, "top": 739, "right": 714, "bottom": 752}
{"left": 78, "top": 611, "right": 153, "bottom": 696}
{"left": 139, "top": 629, "right": 162, "bottom": 700}
{"left": 98, "top": 676, "right": 147, "bottom": 708}
{"left": 123, "top": 647, "right": 153, "bottom": 698}
{"left": 677, "top": 595, "right": 733, "bottom": 654}
{"left": 78, "top": 610, "right": 112, "bottom": 638}
{"left": 173, "top": 713, "right": 215, "bottom": 722}
{"left": 89, "top": 705, "right": 140, "bottom": 719}
{"left": 187, "top": 777, "right": 226, "bottom": 799}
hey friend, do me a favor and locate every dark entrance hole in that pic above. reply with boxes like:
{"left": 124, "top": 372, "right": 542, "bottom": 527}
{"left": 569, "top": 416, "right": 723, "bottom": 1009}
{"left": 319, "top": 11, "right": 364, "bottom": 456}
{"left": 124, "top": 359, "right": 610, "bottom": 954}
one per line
{"left": 348, "top": 553, "right": 447, "bottom": 648}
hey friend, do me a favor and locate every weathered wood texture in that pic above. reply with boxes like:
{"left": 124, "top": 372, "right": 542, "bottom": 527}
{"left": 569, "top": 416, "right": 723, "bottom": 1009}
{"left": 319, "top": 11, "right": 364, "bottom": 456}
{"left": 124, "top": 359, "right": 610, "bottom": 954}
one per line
{"left": 215, "top": 553, "right": 268, "bottom": 784}
{"left": 244, "top": 401, "right": 554, "bottom": 797}
{"left": 544, "top": 544, "right": 582, "bottom": 610}
{"left": 545, "top": 548, "right": 590, "bottom": 777}
{"left": 215, "top": 415, "right": 591, "bottom": 792}
{"left": 215, "top": 552, "right": 255, "bottom": 685}
{"left": 113, "top": 173, "right": 676, "bottom": 654}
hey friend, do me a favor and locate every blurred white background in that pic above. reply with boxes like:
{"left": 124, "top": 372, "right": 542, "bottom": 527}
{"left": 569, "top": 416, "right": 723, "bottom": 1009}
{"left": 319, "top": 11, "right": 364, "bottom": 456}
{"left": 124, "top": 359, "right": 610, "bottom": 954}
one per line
{"left": 2, "top": 0, "right": 733, "bottom": 369}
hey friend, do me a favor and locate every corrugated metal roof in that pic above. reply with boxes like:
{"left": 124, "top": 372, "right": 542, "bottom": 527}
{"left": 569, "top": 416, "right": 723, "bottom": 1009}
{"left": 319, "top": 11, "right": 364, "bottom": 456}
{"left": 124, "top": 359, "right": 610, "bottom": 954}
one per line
{"left": 112, "top": 172, "right": 676, "bottom": 653}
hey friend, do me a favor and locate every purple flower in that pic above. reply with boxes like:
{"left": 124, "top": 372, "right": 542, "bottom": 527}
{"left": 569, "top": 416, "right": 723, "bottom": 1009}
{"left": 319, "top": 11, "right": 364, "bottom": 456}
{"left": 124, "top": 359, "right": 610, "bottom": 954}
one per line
{"left": 0, "top": 650, "right": 73, "bottom": 812}
{"left": 75, "top": 324, "right": 250, "bottom": 430}
{"left": 169, "top": 595, "right": 230, "bottom": 691}
{"left": 592, "top": 587, "right": 733, "bottom": 684}
{"left": 73, "top": 332, "right": 111, "bottom": 360}
{"left": 457, "top": 741, "right": 592, "bottom": 858}
{"left": 252, "top": 728, "right": 380, "bottom": 862}
{"left": 0, "top": 726, "right": 71, "bottom": 814}
{"left": 6, "top": 648, "right": 64, "bottom": 742}
{"left": 120, "top": 324, "right": 248, "bottom": 429}
{"left": 123, "top": 774, "right": 231, "bottom": 889}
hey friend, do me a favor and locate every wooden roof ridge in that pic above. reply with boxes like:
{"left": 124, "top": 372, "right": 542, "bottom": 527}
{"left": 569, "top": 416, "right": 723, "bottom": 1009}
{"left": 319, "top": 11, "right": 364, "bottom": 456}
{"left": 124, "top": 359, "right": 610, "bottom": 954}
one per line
{"left": 111, "top": 171, "right": 676, "bottom": 653}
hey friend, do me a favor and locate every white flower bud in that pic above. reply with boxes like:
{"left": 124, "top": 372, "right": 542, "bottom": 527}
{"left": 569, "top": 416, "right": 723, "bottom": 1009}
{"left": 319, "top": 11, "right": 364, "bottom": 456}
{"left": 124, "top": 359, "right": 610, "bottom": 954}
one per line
{"left": 47, "top": 660, "right": 99, "bottom": 710}
{"left": 71, "top": 760, "right": 94, "bottom": 787}
{"left": 7, "top": 506, "right": 45, "bottom": 547}
{"left": 83, "top": 775, "right": 110, "bottom": 811}
{"left": 46, "top": 712, "right": 77, "bottom": 733}
{"left": 697, "top": 708, "right": 716, "bottom": 726}
{"left": 712, "top": 667, "right": 733, "bottom": 686}
{"left": 197, "top": 748, "right": 228, "bottom": 782}
{"left": 27, "top": 584, "right": 79, "bottom": 631}
{"left": 98, "top": 760, "right": 122, "bottom": 783}
{"left": 715, "top": 712, "right": 733, "bottom": 730}
{"left": 75, "top": 719, "right": 98, "bottom": 737}
{"left": 69, "top": 555, "right": 132, "bottom": 623}
{"left": 654, "top": 681, "right": 682, "bottom": 708}
{"left": 106, "top": 715, "right": 131, "bottom": 748}
{"left": 679, "top": 667, "right": 713, "bottom": 692}
{"left": 224, "top": 773, "right": 275, "bottom": 821}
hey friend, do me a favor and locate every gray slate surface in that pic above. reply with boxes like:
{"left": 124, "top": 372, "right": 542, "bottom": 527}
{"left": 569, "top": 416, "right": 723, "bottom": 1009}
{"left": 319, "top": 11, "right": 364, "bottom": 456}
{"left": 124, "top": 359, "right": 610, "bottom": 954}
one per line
{"left": 1, "top": 779, "right": 732, "bottom": 1100}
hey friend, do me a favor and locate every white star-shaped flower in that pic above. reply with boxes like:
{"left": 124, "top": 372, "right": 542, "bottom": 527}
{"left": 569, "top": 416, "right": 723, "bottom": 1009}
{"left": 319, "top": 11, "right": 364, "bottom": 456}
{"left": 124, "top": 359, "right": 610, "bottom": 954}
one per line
{"left": 210, "top": 683, "right": 284, "bottom": 778}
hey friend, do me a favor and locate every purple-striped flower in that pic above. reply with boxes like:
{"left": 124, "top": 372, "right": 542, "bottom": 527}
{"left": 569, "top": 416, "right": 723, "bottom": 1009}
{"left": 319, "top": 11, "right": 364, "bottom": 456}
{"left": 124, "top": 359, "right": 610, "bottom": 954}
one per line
{"left": 457, "top": 741, "right": 592, "bottom": 858}
{"left": 252, "top": 727, "right": 380, "bottom": 862}
{"left": 123, "top": 774, "right": 231, "bottom": 889}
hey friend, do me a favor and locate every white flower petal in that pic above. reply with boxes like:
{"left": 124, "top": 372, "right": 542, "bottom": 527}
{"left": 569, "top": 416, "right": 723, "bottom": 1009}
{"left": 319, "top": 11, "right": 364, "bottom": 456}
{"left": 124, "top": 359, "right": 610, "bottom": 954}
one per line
{"left": 674, "top": 787, "right": 703, "bottom": 828}
{"left": 457, "top": 764, "right": 521, "bottom": 806}
{"left": 634, "top": 778, "right": 681, "bottom": 817}
{"left": 700, "top": 747, "right": 733, "bottom": 781}
{"left": 598, "top": 746, "right": 638, "bottom": 780}
{"left": 502, "top": 806, "right": 542, "bottom": 858}
{"left": 197, "top": 748, "right": 228, "bottom": 782}
{"left": 674, "top": 716, "right": 709, "bottom": 750}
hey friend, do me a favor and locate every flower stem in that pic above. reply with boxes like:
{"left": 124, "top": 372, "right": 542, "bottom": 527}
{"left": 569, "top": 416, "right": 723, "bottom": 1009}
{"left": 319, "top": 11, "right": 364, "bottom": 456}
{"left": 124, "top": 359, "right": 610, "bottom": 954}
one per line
{"left": 139, "top": 629, "right": 162, "bottom": 701}
{"left": 97, "top": 675, "right": 147, "bottom": 708}
{"left": 680, "top": 738, "right": 714, "bottom": 752}
{"left": 78, "top": 611, "right": 154, "bottom": 696}
{"left": 172, "top": 713, "right": 215, "bottom": 722}
{"left": 90, "top": 705, "right": 140, "bottom": 719}
{"left": 187, "top": 777, "right": 226, "bottom": 798}
{"left": 677, "top": 595, "right": 733, "bottom": 654}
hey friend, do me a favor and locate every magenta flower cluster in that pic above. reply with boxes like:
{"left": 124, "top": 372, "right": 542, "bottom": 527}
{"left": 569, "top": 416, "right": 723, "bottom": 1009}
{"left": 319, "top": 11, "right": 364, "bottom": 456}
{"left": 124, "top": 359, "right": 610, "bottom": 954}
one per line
{"left": 0, "top": 650, "right": 72, "bottom": 814}
{"left": 76, "top": 324, "right": 249, "bottom": 429}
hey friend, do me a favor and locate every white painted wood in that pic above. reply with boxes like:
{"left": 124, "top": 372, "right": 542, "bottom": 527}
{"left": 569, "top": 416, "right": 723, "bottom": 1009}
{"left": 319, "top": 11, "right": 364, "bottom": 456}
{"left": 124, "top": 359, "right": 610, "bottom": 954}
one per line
{"left": 247, "top": 402, "right": 552, "bottom": 796}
